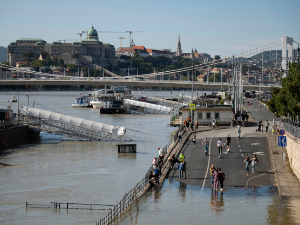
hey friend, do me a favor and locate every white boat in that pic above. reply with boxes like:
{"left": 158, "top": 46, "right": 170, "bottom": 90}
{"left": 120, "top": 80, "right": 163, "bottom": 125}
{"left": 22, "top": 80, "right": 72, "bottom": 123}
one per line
{"left": 71, "top": 93, "right": 92, "bottom": 107}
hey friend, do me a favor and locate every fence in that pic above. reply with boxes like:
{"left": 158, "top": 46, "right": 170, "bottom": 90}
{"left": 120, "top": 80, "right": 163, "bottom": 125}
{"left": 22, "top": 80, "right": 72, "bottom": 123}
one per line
{"left": 95, "top": 126, "right": 182, "bottom": 225}
{"left": 282, "top": 119, "right": 300, "bottom": 138}
{"left": 26, "top": 202, "right": 114, "bottom": 210}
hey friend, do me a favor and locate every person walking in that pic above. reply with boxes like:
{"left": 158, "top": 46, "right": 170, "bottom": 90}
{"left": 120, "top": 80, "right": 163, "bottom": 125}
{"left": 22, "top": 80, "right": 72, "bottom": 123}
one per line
{"left": 217, "top": 138, "right": 223, "bottom": 157}
{"left": 152, "top": 157, "right": 157, "bottom": 169}
{"left": 251, "top": 154, "right": 259, "bottom": 173}
{"left": 210, "top": 164, "right": 216, "bottom": 187}
{"left": 244, "top": 154, "right": 251, "bottom": 172}
{"left": 265, "top": 120, "right": 269, "bottom": 133}
{"left": 178, "top": 131, "right": 183, "bottom": 142}
{"left": 190, "top": 121, "right": 194, "bottom": 132}
{"left": 251, "top": 102, "right": 252, "bottom": 107}
{"left": 218, "top": 168, "right": 225, "bottom": 191}
{"left": 202, "top": 138, "right": 209, "bottom": 155}
{"left": 186, "top": 120, "right": 190, "bottom": 133}
{"left": 226, "top": 134, "right": 232, "bottom": 152}
{"left": 192, "top": 134, "right": 196, "bottom": 147}
{"left": 179, "top": 161, "right": 187, "bottom": 179}
{"left": 179, "top": 152, "right": 185, "bottom": 162}
{"left": 195, "top": 120, "right": 199, "bottom": 130}
{"left": 237, "top": 123, "right": 241, "bottom": 139}
{"left": 212, "top": 119, "right": 216, "bottom": 131}
{"left": 158, "top": 147, "right": 164, "bottom": 160}
{"left": 213, "top": 167, "right": 220, "bottom": 191}
{"left": 154, "top": 167, "right": 160, "bottom": 185}
{"left": 259, "top": 103, "right": 261, "bottom": 109}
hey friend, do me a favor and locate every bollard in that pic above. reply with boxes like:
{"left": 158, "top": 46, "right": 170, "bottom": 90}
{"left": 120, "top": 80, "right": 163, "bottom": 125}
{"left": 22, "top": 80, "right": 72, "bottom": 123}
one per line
{"left": 67, "top": 203, "right": 68, "bottom": 209}
{"left": 26, "top": 202, "right": 27, "bottom": 207}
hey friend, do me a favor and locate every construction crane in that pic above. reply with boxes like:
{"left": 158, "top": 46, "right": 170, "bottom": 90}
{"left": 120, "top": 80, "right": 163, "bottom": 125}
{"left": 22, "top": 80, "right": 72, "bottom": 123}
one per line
{"left": 126, "top": 31, "right": 143, "bottom": 45}
{"left": 119, "top": 37, "right": 126, "bottom": 48}
{"left": 58, "top": 39, "right": 79, "bottom": 43}
{"left": 77, "top": 33, "right": 83, "bottom": 41}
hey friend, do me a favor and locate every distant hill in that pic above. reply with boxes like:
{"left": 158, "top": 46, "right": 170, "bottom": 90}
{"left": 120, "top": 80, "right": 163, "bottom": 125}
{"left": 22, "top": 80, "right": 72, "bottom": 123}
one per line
{"left": 0, "top": 46, "right": 7, "bottom": 63}
{"left": 250, "top": 50, "right": 282, "bottom": 60}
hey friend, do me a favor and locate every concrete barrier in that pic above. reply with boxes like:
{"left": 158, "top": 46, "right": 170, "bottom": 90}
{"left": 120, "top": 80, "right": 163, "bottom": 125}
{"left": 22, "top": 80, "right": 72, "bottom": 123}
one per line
{"left": 286, "top": 131, "right": 300, "bottom": 180}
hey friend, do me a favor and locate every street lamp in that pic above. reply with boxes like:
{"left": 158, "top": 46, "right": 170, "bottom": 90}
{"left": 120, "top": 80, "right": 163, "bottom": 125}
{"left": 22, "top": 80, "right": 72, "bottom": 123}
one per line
{"left": 26, "top": 95, "right": 29, "bottom": 107}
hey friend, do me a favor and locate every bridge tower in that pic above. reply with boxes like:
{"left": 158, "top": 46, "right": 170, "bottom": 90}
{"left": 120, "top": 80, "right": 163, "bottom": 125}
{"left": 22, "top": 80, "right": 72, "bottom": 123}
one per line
{"left": 282, "top": 35, "right": 294, "bottom": 77}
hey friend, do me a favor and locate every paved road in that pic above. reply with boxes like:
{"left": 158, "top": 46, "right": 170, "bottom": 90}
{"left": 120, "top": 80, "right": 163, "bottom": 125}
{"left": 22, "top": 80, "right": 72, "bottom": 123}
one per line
{"left": 167, "top": 127, "right": 276, "bottom": 190}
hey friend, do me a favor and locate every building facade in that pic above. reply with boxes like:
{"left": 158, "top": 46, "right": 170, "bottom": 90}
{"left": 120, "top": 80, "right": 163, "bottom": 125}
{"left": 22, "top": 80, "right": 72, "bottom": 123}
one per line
{"left": 7, "top": 26, "right": 117, "bottom": 67}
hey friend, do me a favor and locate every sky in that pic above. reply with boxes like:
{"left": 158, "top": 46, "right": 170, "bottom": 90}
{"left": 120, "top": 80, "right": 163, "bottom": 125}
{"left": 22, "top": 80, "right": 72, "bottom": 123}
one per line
{"left": 1, "top": 0, "right": 299, "bottom": 58}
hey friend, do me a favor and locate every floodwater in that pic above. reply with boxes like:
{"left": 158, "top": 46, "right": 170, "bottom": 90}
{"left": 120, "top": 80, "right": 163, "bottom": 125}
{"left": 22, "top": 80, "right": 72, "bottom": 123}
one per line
{"left": 0, "top": 90, "right": 299, "bottom": 225}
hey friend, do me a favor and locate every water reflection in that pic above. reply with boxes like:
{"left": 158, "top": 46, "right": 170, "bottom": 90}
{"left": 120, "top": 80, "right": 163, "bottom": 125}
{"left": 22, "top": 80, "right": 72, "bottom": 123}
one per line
{"left": 179, "top": 182, "right": 186, "bottom": 202}
{"left": 210, "top": 189, "right": 225, "bottom": 214}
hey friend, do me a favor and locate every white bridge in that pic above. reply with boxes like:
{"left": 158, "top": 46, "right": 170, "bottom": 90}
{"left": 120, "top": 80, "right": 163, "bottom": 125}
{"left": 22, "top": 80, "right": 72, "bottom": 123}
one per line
{"left": 124, "top": 99, "right": 171, "bottom": 113}
{"left": 21, "top": 106, "right": 154, "bottom": 141}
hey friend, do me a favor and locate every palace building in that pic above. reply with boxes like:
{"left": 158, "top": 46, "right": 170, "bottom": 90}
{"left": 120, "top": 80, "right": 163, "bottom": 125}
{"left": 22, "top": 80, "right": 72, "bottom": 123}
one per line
{"left": 7, "top": 26, "right": 117, "bottom": 67}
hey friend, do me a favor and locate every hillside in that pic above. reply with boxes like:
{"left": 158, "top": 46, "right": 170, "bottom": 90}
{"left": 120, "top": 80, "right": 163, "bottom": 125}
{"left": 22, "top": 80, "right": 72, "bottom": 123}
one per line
{"left": 251, "top": 50, "right": 282, "bottom": 60}
{"left": 0, "top": 46, "right": 7, "bottom": 63}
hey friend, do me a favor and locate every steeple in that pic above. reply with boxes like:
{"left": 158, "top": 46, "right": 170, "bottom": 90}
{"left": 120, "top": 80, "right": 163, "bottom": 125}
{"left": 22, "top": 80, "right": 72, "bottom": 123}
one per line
{"left": 176, "top": 34, "right": 181, "bottom": 57}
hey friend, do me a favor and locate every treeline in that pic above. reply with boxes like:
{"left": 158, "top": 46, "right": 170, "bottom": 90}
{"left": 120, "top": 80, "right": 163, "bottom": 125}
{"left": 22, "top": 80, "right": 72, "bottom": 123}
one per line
{"left": 267, "top": 63, "right": 300, "bottom": 118}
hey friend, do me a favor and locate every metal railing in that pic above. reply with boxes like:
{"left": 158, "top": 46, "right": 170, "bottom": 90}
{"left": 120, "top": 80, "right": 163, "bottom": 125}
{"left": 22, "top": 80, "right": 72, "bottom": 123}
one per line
{"left": 95, "top": 126, "right": 182, "bottom": 225}
{"left": 282, "top": 119, "right": 300, "bottom": 138}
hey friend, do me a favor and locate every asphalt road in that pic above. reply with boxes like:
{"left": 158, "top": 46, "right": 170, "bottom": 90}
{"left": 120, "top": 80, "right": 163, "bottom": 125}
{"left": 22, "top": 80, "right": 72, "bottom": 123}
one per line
{"left": 167, "top": 127, "right": 276, "bottom": 190}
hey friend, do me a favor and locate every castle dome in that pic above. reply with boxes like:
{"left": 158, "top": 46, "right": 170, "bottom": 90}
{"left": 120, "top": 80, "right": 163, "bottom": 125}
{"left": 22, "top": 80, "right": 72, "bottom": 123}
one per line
{"left": 88, "top": 26, "right": 98, "bottom": 37}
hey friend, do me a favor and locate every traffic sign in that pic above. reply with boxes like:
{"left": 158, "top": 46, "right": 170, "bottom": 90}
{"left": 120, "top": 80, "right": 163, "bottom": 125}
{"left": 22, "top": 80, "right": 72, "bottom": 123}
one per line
{"left": 189, "top": 104, "right": 195, "bottom": 110}
{"left": 279, "top": 129, "right": 285, "bottom": 135}
{"left": 278, "top": 136, "right": 287, "bottom": 147}
{"left": 280, "top": 122, "right": 285, "bottom": 129}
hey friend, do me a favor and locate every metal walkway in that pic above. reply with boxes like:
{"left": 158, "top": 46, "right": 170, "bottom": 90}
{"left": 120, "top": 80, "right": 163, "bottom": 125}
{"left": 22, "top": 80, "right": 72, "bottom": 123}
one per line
{"left": 21, "top": 106, "right": 154, "bottom": 141}
{"left": 124, "top": 99, "right": 171, "bottom": 113}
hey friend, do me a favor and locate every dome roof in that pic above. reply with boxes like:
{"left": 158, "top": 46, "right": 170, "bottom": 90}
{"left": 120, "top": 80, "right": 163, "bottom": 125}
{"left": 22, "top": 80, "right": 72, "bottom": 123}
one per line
{"left": 88, "top": 26, "right": 98, "bottom": 37}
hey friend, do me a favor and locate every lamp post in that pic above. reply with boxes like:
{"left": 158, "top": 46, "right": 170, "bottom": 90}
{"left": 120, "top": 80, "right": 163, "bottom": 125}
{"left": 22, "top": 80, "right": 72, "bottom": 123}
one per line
{"left": 26, "top": 95, "right": 29, "bottom": 107}
{"left": 191, "top": 49, "right": 194, "bottom": 121}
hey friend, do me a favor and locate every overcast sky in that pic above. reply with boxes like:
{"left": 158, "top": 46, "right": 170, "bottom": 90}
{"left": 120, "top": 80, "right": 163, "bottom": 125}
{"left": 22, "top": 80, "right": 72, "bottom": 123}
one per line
{"left": 1, "top": 0, "right": 299, "bottom": 58}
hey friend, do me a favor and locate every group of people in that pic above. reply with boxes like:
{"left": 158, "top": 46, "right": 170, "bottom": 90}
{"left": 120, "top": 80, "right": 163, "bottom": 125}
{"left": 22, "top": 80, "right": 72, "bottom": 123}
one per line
{"left": 244, "top": 154, "right": 259, "bottom": 173}
{"left": 210, "top": 164, "right": 225, "bottom": 192}
{"left": 167, "top": 152, "right": 187, "bottom": 179}
{"left": 149, "top": 147, "right": 165, "bottom": 186}
{"left": 257, "top": 119, "right": 270, "bottom": 133}
{"left": 183, "top": 117, "right": 199, "bottom": 133}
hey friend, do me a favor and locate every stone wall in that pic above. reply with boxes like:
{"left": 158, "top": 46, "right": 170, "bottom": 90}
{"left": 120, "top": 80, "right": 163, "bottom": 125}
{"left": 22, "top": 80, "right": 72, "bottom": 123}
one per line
{"left": 286, "top": 131, "right": 300, "bottom": 180}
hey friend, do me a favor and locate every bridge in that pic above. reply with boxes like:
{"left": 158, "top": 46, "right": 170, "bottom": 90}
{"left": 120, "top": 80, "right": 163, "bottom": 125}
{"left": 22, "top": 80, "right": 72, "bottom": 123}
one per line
{"left": 1, "top": 36, "right": 298, "bottom": 91}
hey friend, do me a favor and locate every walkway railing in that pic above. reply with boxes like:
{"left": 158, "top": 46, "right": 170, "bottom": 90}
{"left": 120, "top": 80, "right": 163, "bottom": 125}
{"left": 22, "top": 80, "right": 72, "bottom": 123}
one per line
{"left": 282, "top": 119, "right": 300, "bottom": 138}
{"left": 95, "top": 126, "right": 182, "bottom": 225}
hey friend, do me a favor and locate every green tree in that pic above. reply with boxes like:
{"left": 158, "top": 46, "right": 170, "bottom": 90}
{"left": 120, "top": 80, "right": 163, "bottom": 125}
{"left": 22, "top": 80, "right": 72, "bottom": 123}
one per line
{"left": 1, "top": 62, "right": 10, "bottom": 66}
{"left": 22, "top": 51, "right": 34, "bottom": 64}
{"left": 272, "top": 63, "right": 300, "bottom": 117}
{"left": 214, "top": 55, "right": 221, "bottom": 60}
{"left": 67, "top": 64, "right": 75, "bottom": 70}
{"left": 59, "top": 58, "right": 64, "bottom": 66}
{"left": 209, "top": 73, "right": 220, "bottom": 82}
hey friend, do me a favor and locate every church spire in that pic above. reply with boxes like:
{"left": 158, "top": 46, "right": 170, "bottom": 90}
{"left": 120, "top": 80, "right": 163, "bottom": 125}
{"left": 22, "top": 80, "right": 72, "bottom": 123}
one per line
{"left": 176, "top": 34, "right": 181, "bottom": 57}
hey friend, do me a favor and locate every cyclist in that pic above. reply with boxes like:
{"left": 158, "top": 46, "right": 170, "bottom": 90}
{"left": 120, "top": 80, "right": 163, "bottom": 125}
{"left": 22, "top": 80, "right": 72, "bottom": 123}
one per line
{"left": 226, "top": 134, "right": 232, "bottom": 152}
{"left": 217, "top": 138, "right": 224, "bottom": 157}
{"left": 237, "top": 123, "right": 241, "bottom": 139}
{"left": 202, "top": 138, "right": 209, "bottom": 155}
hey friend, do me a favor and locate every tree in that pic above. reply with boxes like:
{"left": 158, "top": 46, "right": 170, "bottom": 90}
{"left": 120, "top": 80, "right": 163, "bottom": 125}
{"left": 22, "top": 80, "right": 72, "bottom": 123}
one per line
{"left": 67, "top": 64, "right": 75, "bottom": 70}
{"left": 214, "top": 55, "right": 220, "bottom": 60}
{"left": 133, "top": 52, "right": 139, "bottom": 58}
{"left": 271, "top": 63, "right": 300, "bottom": 117}
{"left": 209, "top": 73, "right": 220, "bottom": 82}
{"left": 1, "top": 62, "right": 10, "bottom": 66}
{"left": 59, "top": 58, "right": 64, "bottom": 66}
{"left": 22, "top": 51, "right": 34, "bottom": 64}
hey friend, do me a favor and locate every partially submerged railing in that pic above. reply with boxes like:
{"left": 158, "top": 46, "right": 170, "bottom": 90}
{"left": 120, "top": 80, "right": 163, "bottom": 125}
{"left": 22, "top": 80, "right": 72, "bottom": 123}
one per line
{"left": 282, "top": 119, "right": 300, "bottom": 138}
{"left": 95, "top": 126, "right": 182, "bottom": 225}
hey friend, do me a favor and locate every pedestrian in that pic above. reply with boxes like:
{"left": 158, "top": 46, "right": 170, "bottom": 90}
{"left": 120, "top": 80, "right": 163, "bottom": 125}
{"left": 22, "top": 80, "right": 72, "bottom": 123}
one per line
{"left": 244, "top": 154, "right": 251, "bottom": 172}
{"left": 213, "top": 167, "right": 220, "bottom": 191}
{"left": 190, "top": 121, "right": 194, "bottom": 131}
{"left": 179, "top": 160, "right": 187, "bottom": 179}
{"left": 152, "top": 157, "right": 157, "bottom": 169}
{"left": 192, "top": 134, "right": 196, "bottom": 147}
{"left": 237, "top": 123, "right": 241, "bottom": 139}
{"left": 148, "top": 171, "right": 156, "bottom": 186}
{"left": 179, "top": 152, "right": 185, "bottom": 162}
{"left": 259, "top": 103, "right": 261, "bottom": 109}
{"left": 218, "top": 168, "right": 225, "bottom": 191}
{"left": 251, "top": 102, "right": 253, "bottom": 107}
{"left": 158, "top": 147, "right": 164, "bottom": 160}
{"left": 217, "top": 138, "right": 223, "bottom": 157}
{"left": 264, "top": 104, "right": 266, "bottom": 109}
{"left": 186, "top": 120, "right": 190, "bottom": 133}
{"left": 212, "top": 119, "right": 216, "bottom": 130}
{"left": 154, "top": 167, "right": 160, "bottom": 184}
{"left": 265, "top": 120, "right": 269, "bottom": 133}
{"left": 210, "top": 164, "right": 216, "bottom": 187}
{"left": 202, "top": 137, "right": 209, "bottom": 155}
{"left": 272, "top": 123, "right": 276, "bottom": 135}
{"left": 195, "top": 120, "right": 199, "bottom": 130}
{"left": 168, "top": 154, "right": 179, "bottom": 169}
{"left": 178, "top": 131, "right": 183, "bottom": 142}
{"left": 226, "top": 134, "right": 232, "bottom": 152}
{"left": 261, "top": 123, "right": 263, "bottom": 133}
{"left": 251, "top": 154, "right": 259, "bottom": 173}
{"left": 184, "top": 120, "right": 187, "bottom": 131}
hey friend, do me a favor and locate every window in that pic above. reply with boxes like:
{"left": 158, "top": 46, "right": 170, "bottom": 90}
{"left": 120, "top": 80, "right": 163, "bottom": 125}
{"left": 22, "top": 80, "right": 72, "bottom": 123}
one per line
{"left": 198, "top": 112, "right": 202, "bottom": 119}
{"left": 206, "top": 112, "right": 211, "bottom": 119}
{"left": 215, "top": 112, "right": 219, "bottom": 119}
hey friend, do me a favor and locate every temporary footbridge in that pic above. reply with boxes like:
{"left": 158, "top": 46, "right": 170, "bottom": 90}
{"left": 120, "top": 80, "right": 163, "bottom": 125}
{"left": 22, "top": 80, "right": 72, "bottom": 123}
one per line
{"left": 21, "top": 106, "right": 154, "bottom": 141}
{"left": 124, "top": 99, "right": 171, "bottom": 113}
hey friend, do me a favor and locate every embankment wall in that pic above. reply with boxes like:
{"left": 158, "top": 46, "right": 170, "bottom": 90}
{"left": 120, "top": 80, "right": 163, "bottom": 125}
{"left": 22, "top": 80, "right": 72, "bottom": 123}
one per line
{"left": 286, "top": 132, "right": 300, "bottom": 180}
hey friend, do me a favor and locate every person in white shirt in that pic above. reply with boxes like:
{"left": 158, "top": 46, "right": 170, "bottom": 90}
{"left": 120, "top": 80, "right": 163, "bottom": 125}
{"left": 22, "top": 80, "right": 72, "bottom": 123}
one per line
{"left": 202, "top": 138, "right": 209, "bottom": 155}
{"left": 158, "top": 147, "right": 164, "bottom": 160}
{"left": 237, "top": 123, "right": 241, "bottom": 139}
{"left": 212, "top": 120, "right": 216, "bottom": 130}
{"left": 217, "top": 138, "right": 224, "bottom": 157}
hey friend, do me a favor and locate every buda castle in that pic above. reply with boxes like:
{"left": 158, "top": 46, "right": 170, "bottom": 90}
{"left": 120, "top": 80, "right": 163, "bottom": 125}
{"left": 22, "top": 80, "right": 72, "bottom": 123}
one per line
{"left": 7, "top": 26, "right": 117, "bottom": 67}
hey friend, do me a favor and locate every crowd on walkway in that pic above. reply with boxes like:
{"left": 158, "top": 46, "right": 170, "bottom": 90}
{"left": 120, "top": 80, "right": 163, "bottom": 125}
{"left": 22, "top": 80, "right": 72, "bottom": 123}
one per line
{"left": 210, "top": 164, "right": 226, "bottom": 192}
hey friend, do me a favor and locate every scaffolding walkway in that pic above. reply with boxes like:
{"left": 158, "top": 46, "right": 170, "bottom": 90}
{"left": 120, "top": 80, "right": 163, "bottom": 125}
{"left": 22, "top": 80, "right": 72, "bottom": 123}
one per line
{"left": 124, "top": 99, "right": 171, "bottom": 113}
{"left": 21, "top": 106, "right": 154, "bottom": 141}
